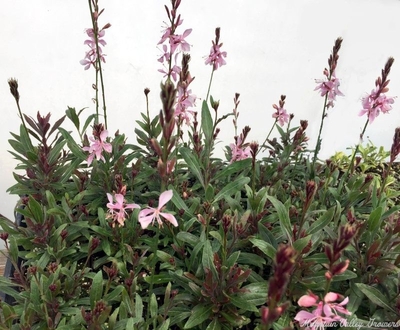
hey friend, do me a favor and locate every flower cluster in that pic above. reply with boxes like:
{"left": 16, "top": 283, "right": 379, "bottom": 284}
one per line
{"left": 175, "top": 54, "right": 196, "bottom": 125}
{"left": 314, "top": 72, "right": 344, "bottom": 108}
{"left": 106, "top": 189, "right": 177, "bottom": 229}
{"left": 314, "top": 37, "right": 344, "bottom": 108}
{"left": 230, "top": 126, "right": 251, "bottom": 162}
{"left": 359, "top": 57, "right": 395, "bottom": 123}
{"left": 138, "top": 190, "right": 178, "bottom": 229}
{"left": 272, "top": 94, "right": 290, "bottom": 126}
{"left": 295, "top": 292, "right": 351, "bottom": 329}
{"left": 80, "top": 0, "right": 111, "bottom": 71}
{"left": 106, "top": 193, "right": 139, "bottom": 227}
{"left": 80, "top": 28, "right": 108, "bottom": 70}
{"left": 82, "top": 124, "right": 112, "bottom": 166}
{"left": 205, "top": 27, "right": 227, "bottom": 70}
{"left": 359, "top": 88, "right": 395, "bottom": 123}
{"left": 157, "top": 0, "right": 192, "bottom": 81}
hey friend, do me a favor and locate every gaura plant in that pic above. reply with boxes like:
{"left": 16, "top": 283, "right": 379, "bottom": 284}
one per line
{"left": 1, "top": 0, "right": 400, "bottom": 329}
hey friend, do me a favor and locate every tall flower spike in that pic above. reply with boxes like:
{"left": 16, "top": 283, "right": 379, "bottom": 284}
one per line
{"left": 390, "top": 127, "right": 400, "bottom": 164}
{"left": 230, "top": 126, "right": 251, "bottom": 163}
{"left": 205, "top": 27, "right": 227, "bottom": 70}
{"left": 272, "top": 95, "right": 289, "bottom": 126}
{"left": 314, "top": 38, "right": 344, "bottom": 108}
{"left": 359, "top": 57, "right": 395, "bottom": 123}
{"left": 138, "top": 190, "right": 178, "bottom": 229}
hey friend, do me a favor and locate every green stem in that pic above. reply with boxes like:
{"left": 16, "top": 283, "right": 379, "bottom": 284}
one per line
{"left": 312, "top": 94, "right": 329, "bottom": 175}
{"left": 324, "top": 278, "right": 332, "bottom": 296}
{"left": 205, "top": 68, "right": 215, "bottom": 103}
{"left": 258, "top": 119, "right": 277, "bottom": 155}
{"left": 147, "top": 228, "right": 160, "bottom": 326}
{"left": 339, "top": 118, "right": 369, "bottom": 193}
{"left": 88, "top": 0, "right": 107, "bottom": 128}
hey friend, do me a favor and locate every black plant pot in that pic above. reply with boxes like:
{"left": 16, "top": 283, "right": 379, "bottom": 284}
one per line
{"left": 0, "top": 211, "right": 25, "bottom": 305}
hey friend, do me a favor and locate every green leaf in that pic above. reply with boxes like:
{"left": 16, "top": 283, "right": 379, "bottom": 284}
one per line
{"left": 355, "top": 283, "right": 397, "bottom": 313}
{"left": 8, "top": 235, "right": 19, "bottom": 263}
{"left": 237, "top": 252, "right": 266, "bottom": 268}
{"left": 229, "top": 295, "right": 258, "bottom": 312}
{"left": 249, "top": 238, "right": 276, "bottom": 260}
{"left": 293, "top": 235, "right": 311, "bottom": 253}
{"left": 150, "top": 293, "right": 158, "bottom": 318}
{"left": 184, "top": 304, "right": 213, "bottom": 329}
{"left": 225, "top": 251, "right": 240, "bottom": 269}
{"left": 135, "top": 293, "right": 144, "bottom": 319}
{"left": 205, "top": 184, "right": 215, "bottom": 201}
{"left": 213, "top": 177, "right": 250, "bottom": 203}
{"left": 367, "top": 206, "right": 382, "bottom": 232}
{"left": 48, "top": 139, "right": 67, "bottom": 165}
{"left": 82, "top": 113, "right": 96, "bottom": 136}
{"left": 90, "top": 270, "right": 103, "bottom": 309}
{"left": 176, "top": 231, "right": 199, "bottom": 247}
{"left": 19, "top": 124, "right": 33, "bottom": 152}
{"left": 158, "top": 319, "right": 171, "bottom": 330}
{"left": 169, "top": 185, "right": 192, "bottom": 216}
{"left": 202, "top": 240, "right": 217, "bottom": 278}
{"left": 180, "top": 147, "right": 205, "bottom": 188}
{"left": 266, "top": 195, "right": 292, "bottom": 244}
{"left": 28, "top": 196, "right": 44, "bottom": 224}
{"left": 241, "top": 282, "right": 268, "bottom": 306}
{"left": 206, "top": 319, "right": 221, "bottom": 330}
{"left": 201, "top": 100, "right": 213, "bottom": 143}
{"left": 66, "top": 107, "right": 80, "bottom": 131}
{"left": 214, "top": 158, "right": 252, "bottom": 181}
{"left": 58, "top": 127, "right": 86, "bottom": 160}
{"left": 307, "top": 206, "right": 336, "bottom": 235}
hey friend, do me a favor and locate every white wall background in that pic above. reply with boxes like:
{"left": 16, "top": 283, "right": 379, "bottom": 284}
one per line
{"left": 1, "top": 0, "right": 400, "bottom": 223}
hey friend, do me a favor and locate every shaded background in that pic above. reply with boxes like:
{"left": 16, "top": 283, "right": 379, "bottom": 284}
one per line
{"left": 1, "top": 0, "right": 400, "bottom": 223}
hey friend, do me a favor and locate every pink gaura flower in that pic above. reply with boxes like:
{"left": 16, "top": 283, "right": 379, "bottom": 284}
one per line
{"left": 295, "top": 301, "right": 338, "bottom": 330}
{"left": 272, "top": 106, "right": 290, "bottom": 126}
{"left": 298, "top": 292, "right": 319, "bottom": 307}
{"left": 158, "top": 19, "right": 183, "bottom": 45}
{"left": 205, "top": 42, "right": 227, "bottom": 70}
{"left": 230, "top": 137, "right": 251, "bottom": 163}
{"left": 314, "top": 72, "right": 344, "bottom": 108}
{"left": 170, "top": 29, "right": 192, "bottom": 54}
{"left": 323, "top": 292, "right": 351, "bottom": 317}
{"left": 175, "top": 86, "right": 196, "bottom": 125}
{"left": 82, "top": 129, "right": 112, "bottom": 166}
{"left": 159, "top": 63, "right": 182, "bottom": 82}
{"left": 80, "top": 28, "right": 108, "bottom": 70}
{"left": 106, "top": 193, "right": 140, "bottom": 227}
{"left": 84, "top": 28, "right": 107, "bottom": 48}
{"left": 138, "top": 190, "right": 178, "bottom": 229}
{"left": 295, "top": 292, "right": 351, "bottom": 329}
{"left": 359, "top": 88, "right": 395, "bottom": 123}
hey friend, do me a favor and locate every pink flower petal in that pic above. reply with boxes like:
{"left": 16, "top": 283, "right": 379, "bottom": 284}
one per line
{"left": 139, "top": 214, "right": 155, "bottom": 229}
{"left": 294, "top": 310, "right": 315, "bottom": 323}
{"left": 160, "top": 212, "right": 178, "bottom": 227}
{"left": 298, "top": 294, "right": 318, "bottom": 307}
{"left": 324, "top": 292, "right": 339, "bottom": 303}
{"left": 158, "top": 190, "right": 173, "bottom": 209}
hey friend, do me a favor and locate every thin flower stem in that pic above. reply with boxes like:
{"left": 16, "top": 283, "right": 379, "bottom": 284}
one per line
{"left": 339, "top": 118, "right": 369, "bottom": 193}
{"left": 312, "top": 93, "right": 329, "bottom": 173}
{"left": 15, "top": 100, "right": 32, "bottom": 145}
{"left": 147, "top": 228, "right": 160, "bottom": 324}
{"left": 205, "top": 68, "right": 215, "bottom": 103}
{"left": 258, "top": 119, "right": 277, "bottom": 155}
{"left": 98, "top": 61, "right": 108, "bottom": 129}
{"left": 88, "top": 0, "right": 108, "bottom": 129}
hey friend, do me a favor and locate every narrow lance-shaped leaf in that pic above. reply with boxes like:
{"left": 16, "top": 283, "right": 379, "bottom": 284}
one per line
{"left": 267, "top": 195, "right": 292, "bottom": 244}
